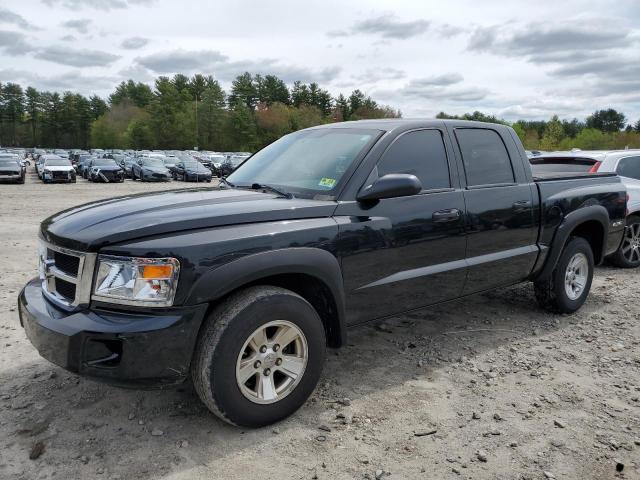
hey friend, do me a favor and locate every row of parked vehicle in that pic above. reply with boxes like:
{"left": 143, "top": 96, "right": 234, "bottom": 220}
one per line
{"left": 1, "top": 148, "right": 251, "bottom": 184}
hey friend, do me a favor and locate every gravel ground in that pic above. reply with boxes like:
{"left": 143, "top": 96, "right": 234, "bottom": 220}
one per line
{"left": 0, "top": 166, "right": 639, "bottom": 480}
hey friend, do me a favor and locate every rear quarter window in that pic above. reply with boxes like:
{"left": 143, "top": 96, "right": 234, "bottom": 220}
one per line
{"left": 455, "top": 128, "right": 514, "bottom": 186}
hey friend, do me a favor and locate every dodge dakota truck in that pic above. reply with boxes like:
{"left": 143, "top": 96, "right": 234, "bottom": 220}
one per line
{"left": 19, "top": 119, "right": 627, "bottom": 427}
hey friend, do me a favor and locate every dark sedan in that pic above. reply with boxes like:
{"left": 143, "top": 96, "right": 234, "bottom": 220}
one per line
{"left": 88, "top": 158, "right": 125, "bottom": 183}
{"left": 131, "top": 157, "right": 172, "bottom": 182}
{"left": 0, "top": 156, "right": 25, "bottom": 184}
{"left": 172, "top": 160, "right": 212, "bottom": 182}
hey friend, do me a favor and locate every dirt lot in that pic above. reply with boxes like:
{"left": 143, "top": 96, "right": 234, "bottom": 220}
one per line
{"left": 1, "top": 167, "right": 639, "bottom": 480}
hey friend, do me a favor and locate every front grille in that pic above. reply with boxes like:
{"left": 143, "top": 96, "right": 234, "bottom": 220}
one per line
{"left": 152, "top": 172, "right": 167, "bottom": 178}
{"left": 52, "top": 250, "right": 80, "bottom": 276}
{"left": 55, "top": 277, "right": 76, "bottom": 301}
{"left": 0, "top": 171, "right": 18, "bottom": 176}
{"left": 39, "top": 241, "right": 96, "bottom": 309}
{"left": 52, "top": 171, "right": 70, "bottom": 179}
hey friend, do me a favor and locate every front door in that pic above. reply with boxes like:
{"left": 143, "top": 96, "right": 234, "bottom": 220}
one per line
{"left": 336, "top": 128, "right": 467, "bottom": 325}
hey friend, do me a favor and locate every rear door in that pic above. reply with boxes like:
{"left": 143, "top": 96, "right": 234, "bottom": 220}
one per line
{"left": 449, "top": 127, "right": 538, "bottom": 294}
{"left": 337, "top": 127, "right": 467, "bottom": 324}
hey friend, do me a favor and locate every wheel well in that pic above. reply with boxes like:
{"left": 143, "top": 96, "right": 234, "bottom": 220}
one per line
{"left": 570, "top": 220, "right": 605, "bottom": 264}
{"left": 213, "top": 273, "right": 342, "bottom": 348}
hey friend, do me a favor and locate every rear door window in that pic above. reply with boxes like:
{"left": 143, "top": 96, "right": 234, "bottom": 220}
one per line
{"left": 455, "top": 128, "right": 515, "bottom": 186}
{"left": 616, "top": 156, "right": 640, "bottom": 180}
{"left": 377, "top": 129, "right": 451, "bottom": 191}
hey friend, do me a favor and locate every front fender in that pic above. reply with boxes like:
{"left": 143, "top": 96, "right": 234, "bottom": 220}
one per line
{"left": 184, "top": 247, "right": 346, "bottom": 344}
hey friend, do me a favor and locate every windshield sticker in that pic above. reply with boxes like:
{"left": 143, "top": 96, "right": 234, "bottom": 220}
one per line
{"left": 318, "top": 177, "right": 337, "bottom": 188}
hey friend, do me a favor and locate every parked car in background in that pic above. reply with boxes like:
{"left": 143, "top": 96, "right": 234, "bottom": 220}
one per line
{"left": 41, "top": 157, "right": 76, "bottom": 183}
{"left": 530, "top": 150, "right": 640, "bottom": 267}
{"left": 88, "top": 158, "right": 125, "bottom": 183}
{"left": 218, "top": 154, "right": 249, "bottom": 177}
{"left": 119, "top": 156, "right": 137, "bottom": 178}
{"left": 75, "top": 155, "right": 96, "bottom": 177}
{"left": 0, "top": 154, "right": 25, "bottom": 183}
{"left": 172, "top": 159, "right": 212, "bottom": 182}
{"left": 131, "top": 157, "right": 171, "bottom": 182}
{"left": 36, "top": 154, "right": 65, "bottom": 179}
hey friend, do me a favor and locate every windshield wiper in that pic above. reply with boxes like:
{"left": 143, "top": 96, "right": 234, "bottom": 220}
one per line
{"left": 248, "top": 182, "right": 293, "bottom": 198}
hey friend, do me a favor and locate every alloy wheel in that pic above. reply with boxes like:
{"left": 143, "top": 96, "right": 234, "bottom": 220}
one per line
{"left": 620, "top": 222, "right": 640, "bottom": 264}
{"left": 236, "top": 320, "right": 308, "bottom": 404}
{"left": 564, "top": 252, "right": 588, "bottom": 300}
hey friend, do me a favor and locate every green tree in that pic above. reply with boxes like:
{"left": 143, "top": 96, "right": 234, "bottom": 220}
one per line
{"left": 109, "top": 80, "right": 153, "bottom": 108}
{"left": 1, "top": 83, "right": 25, "bottom": 146}
{"left": 540, "top": 116, "right": 565, "bottom": 150}
{"left": 25, "top": 87, "right": 40, "bottom": 146}
{"left": 228, "top": 72, "right": 258, "bottom": 110}
{"left": 586, "top": 108, "right": 626, "bottom": 132}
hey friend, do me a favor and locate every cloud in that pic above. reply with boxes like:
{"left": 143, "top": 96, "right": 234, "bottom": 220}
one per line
{"left": 0, "top": 7, "right": 38, "bottom": 30}
{"left": 60, "top": 34, "right": 77, "bottom": 41}
{"left": 41, "top": 0, "right": 156, "bottom": 10}
{"left": 375, "top": 74, "right": 489, "bottom": 104}
{"left": 61, "top": 18, "right": 91, "bottom": 34}
{"left": 134, "top": 49, "right": 341, "bottom": 83}
{"left": 404, "top": 73, "right": 464, "bottom": 88}
{"left": 353, "top": 67, "right": 406, "bottom": 83}
{"left": 468, "top": 21, "right": 632, "bottom": 61}
{"left": 0, "top": 67, "right": 118, "bottom": 93}
{"left": 331, "top": 13, "right": 430, "bottom": 40}
{"left": 0, "top": 30, "right": 34, "bottom": 55}
{"left": 34, "top": 46, "right": 120, "bottom": 67}
{"left": 121, "top": 36, "right": 149, "bottom": 50}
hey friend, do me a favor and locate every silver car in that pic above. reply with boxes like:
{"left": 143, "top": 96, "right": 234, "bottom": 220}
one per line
{"left": 530, "top": 150, "right": 640, "bottom": 267}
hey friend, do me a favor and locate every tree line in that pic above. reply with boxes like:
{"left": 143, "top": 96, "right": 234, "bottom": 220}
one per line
{"left": 2, "top": 73, "right": 639, "bottom": 152}
{"left": 0, "top": 73, "right": 400, "bottom": 152}
{"left": 437, "top": 109, "right": 640, "bottom": 151}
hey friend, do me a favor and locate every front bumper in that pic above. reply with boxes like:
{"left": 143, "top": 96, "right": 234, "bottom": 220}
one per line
{"left": 0, "top": 173, "right": 22, "bottom": 182}
{"left": 18, "top": 278, "right": 208, "bottom": 388}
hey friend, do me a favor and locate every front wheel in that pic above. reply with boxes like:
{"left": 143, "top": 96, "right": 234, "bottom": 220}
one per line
{"left": 534, "top": 236, "right": 594, "bottom": 313}
{"left": 191, "top": 286, "right": 326, "bottom": 427}
{"left": 609, "top": 216, "right": 640, "bottom": 268}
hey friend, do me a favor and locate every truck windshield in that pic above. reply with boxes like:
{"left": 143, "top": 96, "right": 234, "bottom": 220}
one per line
{"left": 227, "top": 128, "right": 380, "bottom": 198}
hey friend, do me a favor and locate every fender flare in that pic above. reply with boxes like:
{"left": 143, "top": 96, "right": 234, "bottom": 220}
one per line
{"left": 185, "top": 247, "right": 347, "bottom": 346}
{"left": 535, "top": 205, "right": 610, "bottom": 281}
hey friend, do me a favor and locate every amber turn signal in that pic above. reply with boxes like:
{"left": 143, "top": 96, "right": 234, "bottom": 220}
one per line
{"left": 141, "top": 264, "right": 173, "bottom": 279}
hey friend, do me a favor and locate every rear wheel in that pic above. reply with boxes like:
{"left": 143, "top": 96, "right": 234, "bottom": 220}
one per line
{"left": 610, "top": 216, "right": 640, "bottom": 268}
{"left": 191, "top": 286, "right": 326, "bottom": 427}
{"left": 534, "top": 236, "right": 594, "bottom": 313}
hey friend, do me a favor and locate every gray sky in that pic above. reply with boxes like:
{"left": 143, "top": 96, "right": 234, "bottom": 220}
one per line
{"left": 1, "top": 0, "right": 639, "bottom": 122}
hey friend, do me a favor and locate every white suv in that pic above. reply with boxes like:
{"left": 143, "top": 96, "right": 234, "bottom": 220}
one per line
{"left": 530, "top": 150, "right": 640, "bottom": 268}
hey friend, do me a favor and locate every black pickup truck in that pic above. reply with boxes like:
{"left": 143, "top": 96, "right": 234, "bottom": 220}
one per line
{"left": 19, "top": 120, "right": 626, "bottom": 427}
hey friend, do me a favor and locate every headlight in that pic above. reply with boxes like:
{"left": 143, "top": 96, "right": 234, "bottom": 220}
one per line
{"left": 92, "top": 255, "right": 180, "bottom": 306}
{"left": 44, "top": 169, "right": 51, "bottom": 174}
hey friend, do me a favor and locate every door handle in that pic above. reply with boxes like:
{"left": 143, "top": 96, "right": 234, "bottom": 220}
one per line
{"left": 432, "top": 208, "right": 461, "bottom": 222}
{"left": 512, "top": 200, "right": 532, "bottom": 212}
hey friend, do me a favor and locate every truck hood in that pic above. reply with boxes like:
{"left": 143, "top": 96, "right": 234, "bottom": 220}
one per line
{"left": 41, "top": 187, "right": 337, "bottom": 251}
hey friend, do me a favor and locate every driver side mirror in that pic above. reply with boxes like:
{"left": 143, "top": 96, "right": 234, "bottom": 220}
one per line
{"left": 357, "top": 174, "right": 422, "bottom": 202}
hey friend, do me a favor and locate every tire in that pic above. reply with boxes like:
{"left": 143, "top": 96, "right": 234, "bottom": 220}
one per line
{"left": 19, "top": 175, "right": 25, "bottom": 184}
{"left": 609, "top": 215, "right": 640, "bottom": 268}
{"left": 534, "top": 236, "right": 594, "bottom": 314}
{"left": 191, "top": 286, "right": 326, "bottom": 427}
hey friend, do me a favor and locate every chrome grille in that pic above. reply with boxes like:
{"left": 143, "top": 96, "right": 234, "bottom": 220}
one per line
{"left": 39, "top": 240, "right": 97, "bottom": 309}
